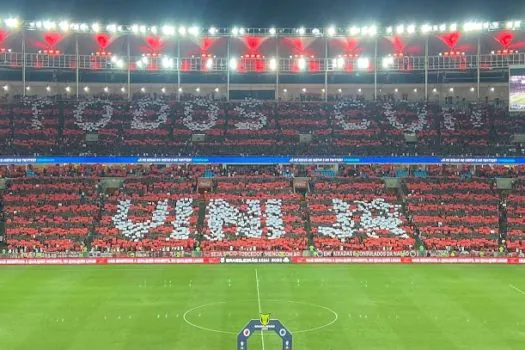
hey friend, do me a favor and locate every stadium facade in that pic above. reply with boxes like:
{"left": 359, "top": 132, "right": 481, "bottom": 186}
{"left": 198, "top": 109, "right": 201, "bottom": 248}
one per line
{"left": 0, "top": 19, "right": 522, "bottom": 101}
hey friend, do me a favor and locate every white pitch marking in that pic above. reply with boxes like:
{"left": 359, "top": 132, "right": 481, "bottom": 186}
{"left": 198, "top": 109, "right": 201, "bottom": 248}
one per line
{"left": 189, "top": 280, "right": 192, "bottom": 288}
{"left": 510, "top": 284, "right": 525, "bottom": 296}
{"left": 255, "top": 269, "right": 265, "bottom": 350}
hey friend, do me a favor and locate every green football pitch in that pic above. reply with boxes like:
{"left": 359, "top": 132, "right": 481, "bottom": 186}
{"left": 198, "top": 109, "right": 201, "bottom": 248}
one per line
{"left": 0, "top": 265, "right": 524, "bottom": 350}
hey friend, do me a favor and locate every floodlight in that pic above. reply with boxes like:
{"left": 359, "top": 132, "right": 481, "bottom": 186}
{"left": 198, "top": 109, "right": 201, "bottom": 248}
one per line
{"left": 269, "top": 57, "right": 277, "bottom": 71}
{"left": 232, "top": 27, "right": 239, "bottom": 36}
{"left": 208, "top": 26, "right": 218, "bottom": 35}
{"left": 178, "top": 87, "right": 183, "bottom": 93}
{"left": 312, "top": 28, "right": 321, "bottom": 36}
{"left": 449, "top": 87, "right": 454, "bottom": 92}
{"left": 297, "top": 27, "right": 306, "bottom": 35}
{"left": 139, "top": 25, "right": 147, "bottom": 34}
{"left": 178, "top": 26, "right": 187, "bottom": 36}
{"left": 439, "top": 24, "right": 446, "bottom": 32}
{"left": 396, "top": 25, "right": 404, "bottom": 34}
{"left": 65, "top": 86, "right": 71, "bottom": 93}
{"left": 59, "top": 21, "right": 70, "bottom": 32}
{"left": 162, "top": 25, "right": 175, "bottom": 36}
{"left": 80, "top": 23, "right": 89, "bottom": 32}
{"left": 229, "top": 57, "right": 238, "bottom": 70}
{"left": 413, "top": 88, "right": 417, "bottom": 93}
{"left": 206, "top": 58, "right": 213, "bottom": 69}
{"left": 327, "top": 26, "right": 336, "bottom": 36}
{"left": 269, "top": 27, "right": 276, "bottom": 36}
{"left": 162, "top": 56, "right": 174, "bottom": 69}
{"left": 121, "top": 87, "right": 126, "bottom": 93}
{"left": 407, "top": 24, "right": 416, "bottom": 34}
{"left": 43, "top": 21, "right": 56, "bottom": 31}
{"left": 421, "top": 24, "right": 432, "bottom": 34}
{"left": 357, "top": 57, "right": 370, "bottom": 70}
{"left": 349, "top": 26, "right": 360, "bottom": 36}
{"left": 449, "top": 23, "right": 457, "bottom": 31}
{"left": 2, "top": 85, "right": 8, "bottom": 91}
{"left": 84, "top": 86, "right": 89, "bottom": 92}
{"left": 5, "top": 17, "right": 19, "bottom": 29}
{"left": 150, "top": 26, "right": 158, "bottom": 35}
{"left": 188, "top": 26, "right": 200, "bottom": 36}
{"left": 140, "top": 87, "right": 146, "bottom": 93}
{"left": 91, "top": 22, "right": 101, "bottom": 33}
{"left": 382, "top": 56, "right": 394, "bottom": 68}
{"left": 104, "top": 86, "right": 109, "bottom": 93}
{"left": 239, "top": 27, "right": 245, "bottom": 35}
{"left": 214, "top": 88, "right": 219, "bottom": 93}
{"left": 195, "top": 87, "right": 200, "bottom": 92}
{"left": 470, "top": 87, "right": 475, "bottom": 92}
{"left": 386, "top": 26, "right": 393, "bottom": 34}
{"left": 131, "top": 24, "right": 140, "bottom": 33}
{"left": 368, "top": 26, "right": 377, "bottom": 36}
{"left": 297, "top": 57, "right": 306, "bottom": 71}
{"left": 161, "top": 87, "right": 166, "bottom": 93}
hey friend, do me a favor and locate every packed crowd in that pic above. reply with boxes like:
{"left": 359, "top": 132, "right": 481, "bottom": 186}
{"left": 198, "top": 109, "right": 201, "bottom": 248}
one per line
{"left": 1, "top": 163, "right": 521, "bottom": 255}
{"left": 0, "top": 97, "right": 524, "bottom": 156}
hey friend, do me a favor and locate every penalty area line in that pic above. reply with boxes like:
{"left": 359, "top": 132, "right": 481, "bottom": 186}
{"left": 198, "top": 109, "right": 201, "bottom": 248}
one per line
{"left": 510, "top": 284, "right": 525, "bottom": 296}
{"left": 255, "top": 268, "right": 265, "bottom": 350}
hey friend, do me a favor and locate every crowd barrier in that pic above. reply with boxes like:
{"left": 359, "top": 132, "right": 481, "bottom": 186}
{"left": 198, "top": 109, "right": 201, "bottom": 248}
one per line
{"left": 0, "top": 257, "right": 523, "bottom": 265}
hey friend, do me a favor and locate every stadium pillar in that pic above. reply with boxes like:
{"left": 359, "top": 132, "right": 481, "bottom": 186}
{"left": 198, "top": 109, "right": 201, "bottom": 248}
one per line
{"left": 227, "top": 37, "right": 230, "bottom": 101}
{"left": 275, "top": 34, "right": 279, "bottom": 101}
{"left": 424, "top": 35, "right": 429, "bottom": 101}
{"left": 324, "top": 36, "right": 328, "bottom": 102}
{"left": 177, "top": 39, "right": 181, "bottom": 101}
{"left": 22, "top": 28, "right": 26, "bottom": 97}
{"left": 477, "top": 35, "right": 481, "bottom": 100}
{"left": 374, "top": 37, "right": 378, "bottom": 100}
{"left": 75, "top": 34, "right": 79, "bottom": 100}
{"left": 127, "top": 37, "right": 131, "bottom": 100}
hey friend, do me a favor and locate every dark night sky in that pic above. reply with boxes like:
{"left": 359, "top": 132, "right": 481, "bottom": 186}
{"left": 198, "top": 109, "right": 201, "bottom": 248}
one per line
{"left": 3, "top": 0, "right": 524, "bottom": 26}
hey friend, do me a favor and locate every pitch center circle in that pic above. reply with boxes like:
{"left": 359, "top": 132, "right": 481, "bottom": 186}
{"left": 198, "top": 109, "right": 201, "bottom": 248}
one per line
{"left": 183, "top": 299, "right": 338, "bottom": 335}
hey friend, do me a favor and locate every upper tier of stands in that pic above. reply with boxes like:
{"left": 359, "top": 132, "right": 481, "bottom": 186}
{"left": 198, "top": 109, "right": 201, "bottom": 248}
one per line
{"left": 0, "top": 97, "right": 523, "bottom": 156}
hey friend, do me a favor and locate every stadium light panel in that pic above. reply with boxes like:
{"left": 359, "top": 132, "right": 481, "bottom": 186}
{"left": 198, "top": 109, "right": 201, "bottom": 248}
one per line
{"left": 91, "top": 22, "right": 101, "bottom": 33}
{"left": 214, "top": 87, "right": 219, "bottom": 93}
{"left": 449, "top": 23, "right": 457, "bottom": 31}
{"left": 231, "top": 27, "right": 239, "bottom": 36}
{"left": 150, "top": 26, "right": 158, "bottom": 35}
{"left": 188, "top": 26, "right": 200, "bottom": 36}
{"left": 312, "top": 28, "right": 321, "bottom": 36}
{"left": 357, "top": 57, "right": 370, "bottom": 70}
{"left": 439, "top": 24, "right": 446, "bottom": 32}
{"left": 106, "top": 24, "right": 118, "bottom": 33}
{"left": 386, "top": 26, "right": 393, "bottom": 34}
{"left": 396, "top": 25, "right": 404, "bottom": 35}
{"left": 43, "top": 21, "right": 57, "bottom": 31}
{"left": 269, "top": 57, "right": 277, "bottom": 71}
{"left": 139, "top": 25, "right": 147, "bottom": 34}
{"left": 269, "top": 27, "right": 277, "bottom": 36}
{"left": 297, "top": 57, "right": 306, "bottom": 71}
{"left": 490, "top": 87, "right": 495, "bottom": 92}
{"left": 59, "top": 21, "right": 70, "bottom": 32}
{"left": 84, "top": 86, "right": 89, "bottom": 93}
{"left": 25, "top": 86, "right": 30, "bottom": 91}
{"left": 5, "top": 17, "right": 19, "bottom": 29}
{"left": 131, "top": 24, "right": 140, "bottom": 34}
{"left": 421, "top": 24, "right": 432, "bottom": 34}
{"left": 407, "top": 24, "right": 416, "bottom": 34}
{"left": 470, "top": 87, "right": 475, "bottom": 92}
{"left": 229, "top": 57, "right": 238, "bottom": 71}
{"left": 506, "top": 21, "right": 513, "bottom": 29}
{"left": 3, "top": 85, "right": 8, "bottom": 92}
{"left": 161, "top": 87, "right": 166, "bottom": 93}
{"left": 349, "top": 26, "right": 360, "bottom": 36}
{"left": 302, "top": 88, "right": 307, "bottom": 93}
{"left": 382, "top": 56, "right": 394, "bottom": 69}
{"left": 515, "top": 21, "right": 521, "bottom": 29}
{"left": 162, "top": 25, "right": 175, "bottom": 36}
{"left": 368, "top": 26, "right": 377, "bottom": 36}
{"left": 283, "top": 88, "right": 287, "bottom": 92}
{"left": 140, "top": 87, "right": 146, "bottom": 93}
{"left": 297, "top": 27, "right": 306, "bottom": 35}
{"left": 449, "top": 87, "right": 454, "bottom": 92}
{"left": 358, "top": 88, "right": 362, "bottom": 93}
{"left": 178, "top": 26, "right": 187, "bottom": 36}
{"left": 162, "top": 56, "right": 174, "bottom": 69}
{"left": 206, "top": 58, "right": 213, "bottom": 70}
{"left": 208, "top": 26, "right": 218, "bottom": 35}
{"left": 239, "top": 27, "right": 246, "bottom": 35}
{"left": 65, "top": 86, "right": 71, "bottom": 93}
{"left": 321, "top": 88, "right": 325, "bottom": 93}
{"left": 195, "top": 87, "right": 200, "bottom": 92}
{"left": 46, "top": 86, "right": 51, "bottom": 92}
{"left": 432, "top": 88, "right": 437, "bottom": 93}
{"left": 104, "top": 87, "right": 109, "bottom": 93}
{"left": 413, "top": 88, "right": 417, "bottom": 93}
{"left": 178, "top": 87, "right": 183, "bottom": 93}
{"left": 337, "top": 88, "right": 342, "bottom": 93}
{"left": 327, "top": 26, "right": 336, "bottom": 37}
{"left": 121, "top": 87, "right": 126, "bottom": 93}
{"left": 80, "top": 23, "right": 89, "bottom": 32}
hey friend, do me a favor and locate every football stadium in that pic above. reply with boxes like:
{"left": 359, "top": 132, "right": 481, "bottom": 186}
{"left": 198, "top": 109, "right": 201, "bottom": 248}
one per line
{"left": 0, "top": 14, "right": 525, "bottom": 350}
